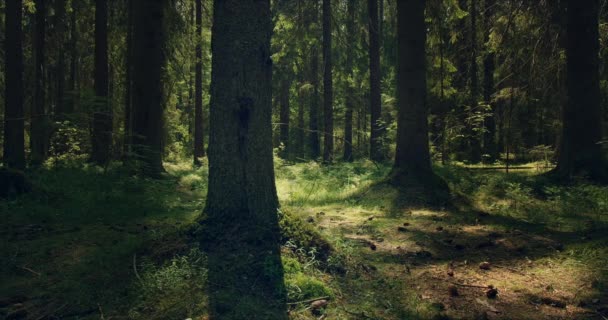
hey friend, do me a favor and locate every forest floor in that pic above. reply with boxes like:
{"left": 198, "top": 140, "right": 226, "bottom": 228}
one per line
{"left": 1, "top": 159, "right": 607, "bottom": 319}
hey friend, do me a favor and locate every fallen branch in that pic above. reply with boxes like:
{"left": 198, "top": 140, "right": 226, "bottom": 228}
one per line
{"left": 19, "top": 266, "right": 41, "bottom": 277}
{"left": 287, "top": 296, "right": 329, "bottom": 306}
{"left": 132, "top": 254, "right": 143, "bottom": 283}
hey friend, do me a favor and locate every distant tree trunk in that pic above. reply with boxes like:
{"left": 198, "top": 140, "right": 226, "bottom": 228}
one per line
{"left": 31, "top": 0, "right": 48, "bottom": 166}
{"left": 279, "top": 78, "right": 290, "bottom": 157}
{"left": 68, "top": 1, "right": 78, "bottom": 114}
{"left": 193, "top": 0, "right": 205, "bottom": 166}
{"left": 203, "top": 0, "right": 287, "bottom": 318}
{"left": 4, "top": 0, "right": 26, "bottom": 170}
{"left": 132, "top": 0, "right": 166, "bottom": 176}
{"left": 54, "top": 0, "right": 67, "bottom": 118}
{"left": 482, "top": 0, "right": 497, "bottom": 162}
{"left": 392, "top": 0, "right": 447, "bottom": 199}
{"left": 468, "top": 0, "right": 482, "bottom": 163}
{"left": 309, "top": 45, "right": 321, "bottom": 159}
{"left": 123, "top": 0, "right": 133, "bottom": 158}
{"left": 343, "top": 0, "right": 355, "bottom": 162}
{"left": 296, "top": 75, "right": 305, "bottom": 159}
{"left": 369, "top": 0, "right": 384, "bottom": 162}
{"left": 91, "top": 0, "right": 112, "bottom": 165}
{"left": 554, "top": 0, "right": 606, "bottom": 181}
{"left": 322, "top": 0, "right": 334, "bottom": 163}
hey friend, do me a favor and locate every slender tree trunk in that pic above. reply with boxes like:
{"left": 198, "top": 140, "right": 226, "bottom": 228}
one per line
{"left": 54, "top": 0, "right": 67, "bottom": 118}
{"left": 31, "top": 0, "right": 48, "bottom": 166}
{"left": 392, "top": 0, "right": 447, "bottom": 199}
{"left": 279, "top": 78, "right": 290, "bottom": 157}
{"left": 193, "top": 0, "right": 205, "bottom": 166}
{"left": 123, "top": 0, "right": 133, "bottom": 158}
{"left": 322, "top": 0, "right": 334, "bottom": 163}
{"left": 468, "top": 0, "right": 482, "bottom": 163}
{"left": 555, "top": 0, "right": 606, "bottom": 181}
{"left": 309, "top": 46, "right": 321, "bottom": 159}
{"left": 482, "top": 0, "right": 497, "bottom": 162}
{"left": 343, "top": 0, "right": 355, "bottom": 161}
{"left": 369, "top": 0, "right": 384, "bottom": 161}
{"left": 4, "top": 0, "right": 26, "bottom": 170}
{"left": 203, "top": 0, "right": 287, "bottom": 318}
{"left": 297, "top": 79, "right": 305, "bottom": 159}
{"left": 132, "top": 0, "right": 166, "bottom": 176}
{"left": 91, "top": 0, "right": 111, "bottom": 165}
{"left": 68, "top": 1, "right": 78, "bottom": 114}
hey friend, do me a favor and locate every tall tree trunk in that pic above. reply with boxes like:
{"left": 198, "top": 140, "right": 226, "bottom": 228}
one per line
{"left": 31, "top": 0, "right": 48, "bottom": 166}
{"left": 297, "top": 78, "right": 305, "bottom": 159}
{"left": 322, "top": 0, "right": 334, "bottom": 163}
{"left": 309, "top": 45, "right": 321, "bottom": 159}
{"left": 343, "top": 0, "right": 355, "bottom": 161}
{"left": 4, "top": 0, "right": 26, "bottom": 170}
{"left": 482, "top": 0, "right": 497, "bottom": 161}
{"left": 68, "top": 0, "right": 78, "bottom": 114}
{"left": 132, "top": 0, "right": 166, "bottom": 176}
{"left": 369, "top": 0, "right": 384, "bottom": 161}
{"left": 555, "top": 0, "right": 606, "bottom": 181}
{"left": 279, "top": 78, "right": 290, "bottom": 157}
{"left": 392, "top": 0, "right": 447, "bottom": 199}
{"left": 54, "top": 0, "right": 67, "bottom": 118}
{"left": 468, "top": 0, "right": 482, "bottom": 163}
{"left": 91, "top": 0, "right": 111, "bottom": 165}
{"left": 202, "top": 0, "right": 287, "bottom": 318}
{"left": 123, "top": 0, "right": 133, "bottom": 158}
{"left": 193, "top": 0, "right": 205, "bottom": 166}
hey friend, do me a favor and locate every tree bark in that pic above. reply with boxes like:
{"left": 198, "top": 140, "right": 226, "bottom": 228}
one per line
{"left": 91, "top": 0, "right": 112, "bottom": 165}
{"left": 279, "top": 78, "right": 290, "bottom": 157}
{"left": 392, "top": 0, "right": 447, "bottom": 200}
{"left": 369, "top": 0, "right": 384, "bottom": 162}
{"left": 468, "top": 0, "right": 482, "bottom": 163}
{"left": 202, "top": 0, "right": 287, "bottom": 318}
{"left": 343, "top": 0, "right": 355, "bottom": 162}
{"left": 555, "top": 0, "right": 606, "bottom": 181}
{"left": 4, "top": 0, "right": 26, "bottom": 170}
{"left": 123, "top": 0, "right": 133, "bottom": 158}
{"left": 309, "top": 45, "right": 321, "bottom": 159}
{"left": 54, "top": 0, "right": 67, "bottom": 118}
{"left": 31, "top": 0, "right": 48, "bottom": 166}
{"left": 132, "top": 0, "right": 166, "bottom": 176}
{"left": 482, "top": 0, "right": 497, "bottom": 161}
{"left": 322, "top": 0, "right": 334, "bottom": 163}
{"left": 67, "top": 0, "right": 78, "bottom": 114}
{"left": 193, "top": 0, "right": 205, "bottom": 166}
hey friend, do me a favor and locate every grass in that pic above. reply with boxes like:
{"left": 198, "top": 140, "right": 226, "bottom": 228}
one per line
{"left": 1, "top": 158, "right": 607, "bottom": 319}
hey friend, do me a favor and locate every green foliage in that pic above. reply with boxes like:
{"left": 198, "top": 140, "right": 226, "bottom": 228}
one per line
{"left": 285, "top": 273, "right": 333, "bottom": 302}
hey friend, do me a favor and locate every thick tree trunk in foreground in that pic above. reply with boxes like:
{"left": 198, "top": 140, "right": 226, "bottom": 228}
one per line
{"left": 343, "top": 0, "right": 355, "bottom": 162}
{"left": 4, "top": 0, "right": 26, "bottom": 170}
{"left": 392, "top": 0, "right": 447, "bottom": 201}
{"left": 202, "top": 0, "right": 287, "bottom": 318}
{"left": 31, "top": 0, "right": 48, "bottom": 166}
{"left": 322, "top": 0, "right": 334, "bottom": 163}
{"left": 132, "top": 0, "right": 165, "bottom": 176}
{"left": 369, "top": 0, "right": 384, "bottom": 162}
{"left": 91, "top": 0, "right": 112, "bottom": 165}
{"left": 193, "top": 0, "right": 206, "bottom": 165}
{"left": 555, "top": 0, "right": 606, "bottom": 181}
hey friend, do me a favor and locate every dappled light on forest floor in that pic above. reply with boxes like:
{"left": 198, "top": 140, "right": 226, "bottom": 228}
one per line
{"left": 1, "top": 160, "right": 607, "bottom": 319}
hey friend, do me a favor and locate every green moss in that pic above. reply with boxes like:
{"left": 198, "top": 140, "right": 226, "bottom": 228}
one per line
{"left": 285, "top": 273, "right": 333, "bottom": 302}
{"left": 277, "top": 209, "right": 332, "bottom": 261}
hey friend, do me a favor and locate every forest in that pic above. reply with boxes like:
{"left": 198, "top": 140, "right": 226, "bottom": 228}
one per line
{"left": 1, "top": 0, "right": 608, "bottom": 319}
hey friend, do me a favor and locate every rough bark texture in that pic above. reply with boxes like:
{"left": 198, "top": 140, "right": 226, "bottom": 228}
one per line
{"left": 91, "top": 0, "right": 112, "bottom": 165}
{"left": 555, "top": 0, "right": 606, "bottom": 181}
{"left": 369, "top": 0, "right": 384, "bottom": 162}
{"left": 132, "top": 0, "right": 165, "bottom": 176}
{"left": 4, "top": 0, "right": 26, "bottom": 170}
{"left": 279, "top": 78, "right": 290, "bottom": 157}
{"left": 343, "top": 0, "right": 355, "bottom": 162}
{"left": 482, "top": 0, "right": 497, "bottom": 161}
{"left": 322, "top": 0, "right": 334, "bottom": 163}
{"left": 31, "top": 0, "right": 48, "bottom": 166}
{"left": 309, "top": 46, "right": 321, "bottom": 159}
{"left": 202, "top": 0, "right": 288, "bottom": 318}
{"left": 193, "top": 0, "right": 205, "bottom": 165}
{"left": 392, "top": 0, "right": 447, "bottom": 202}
